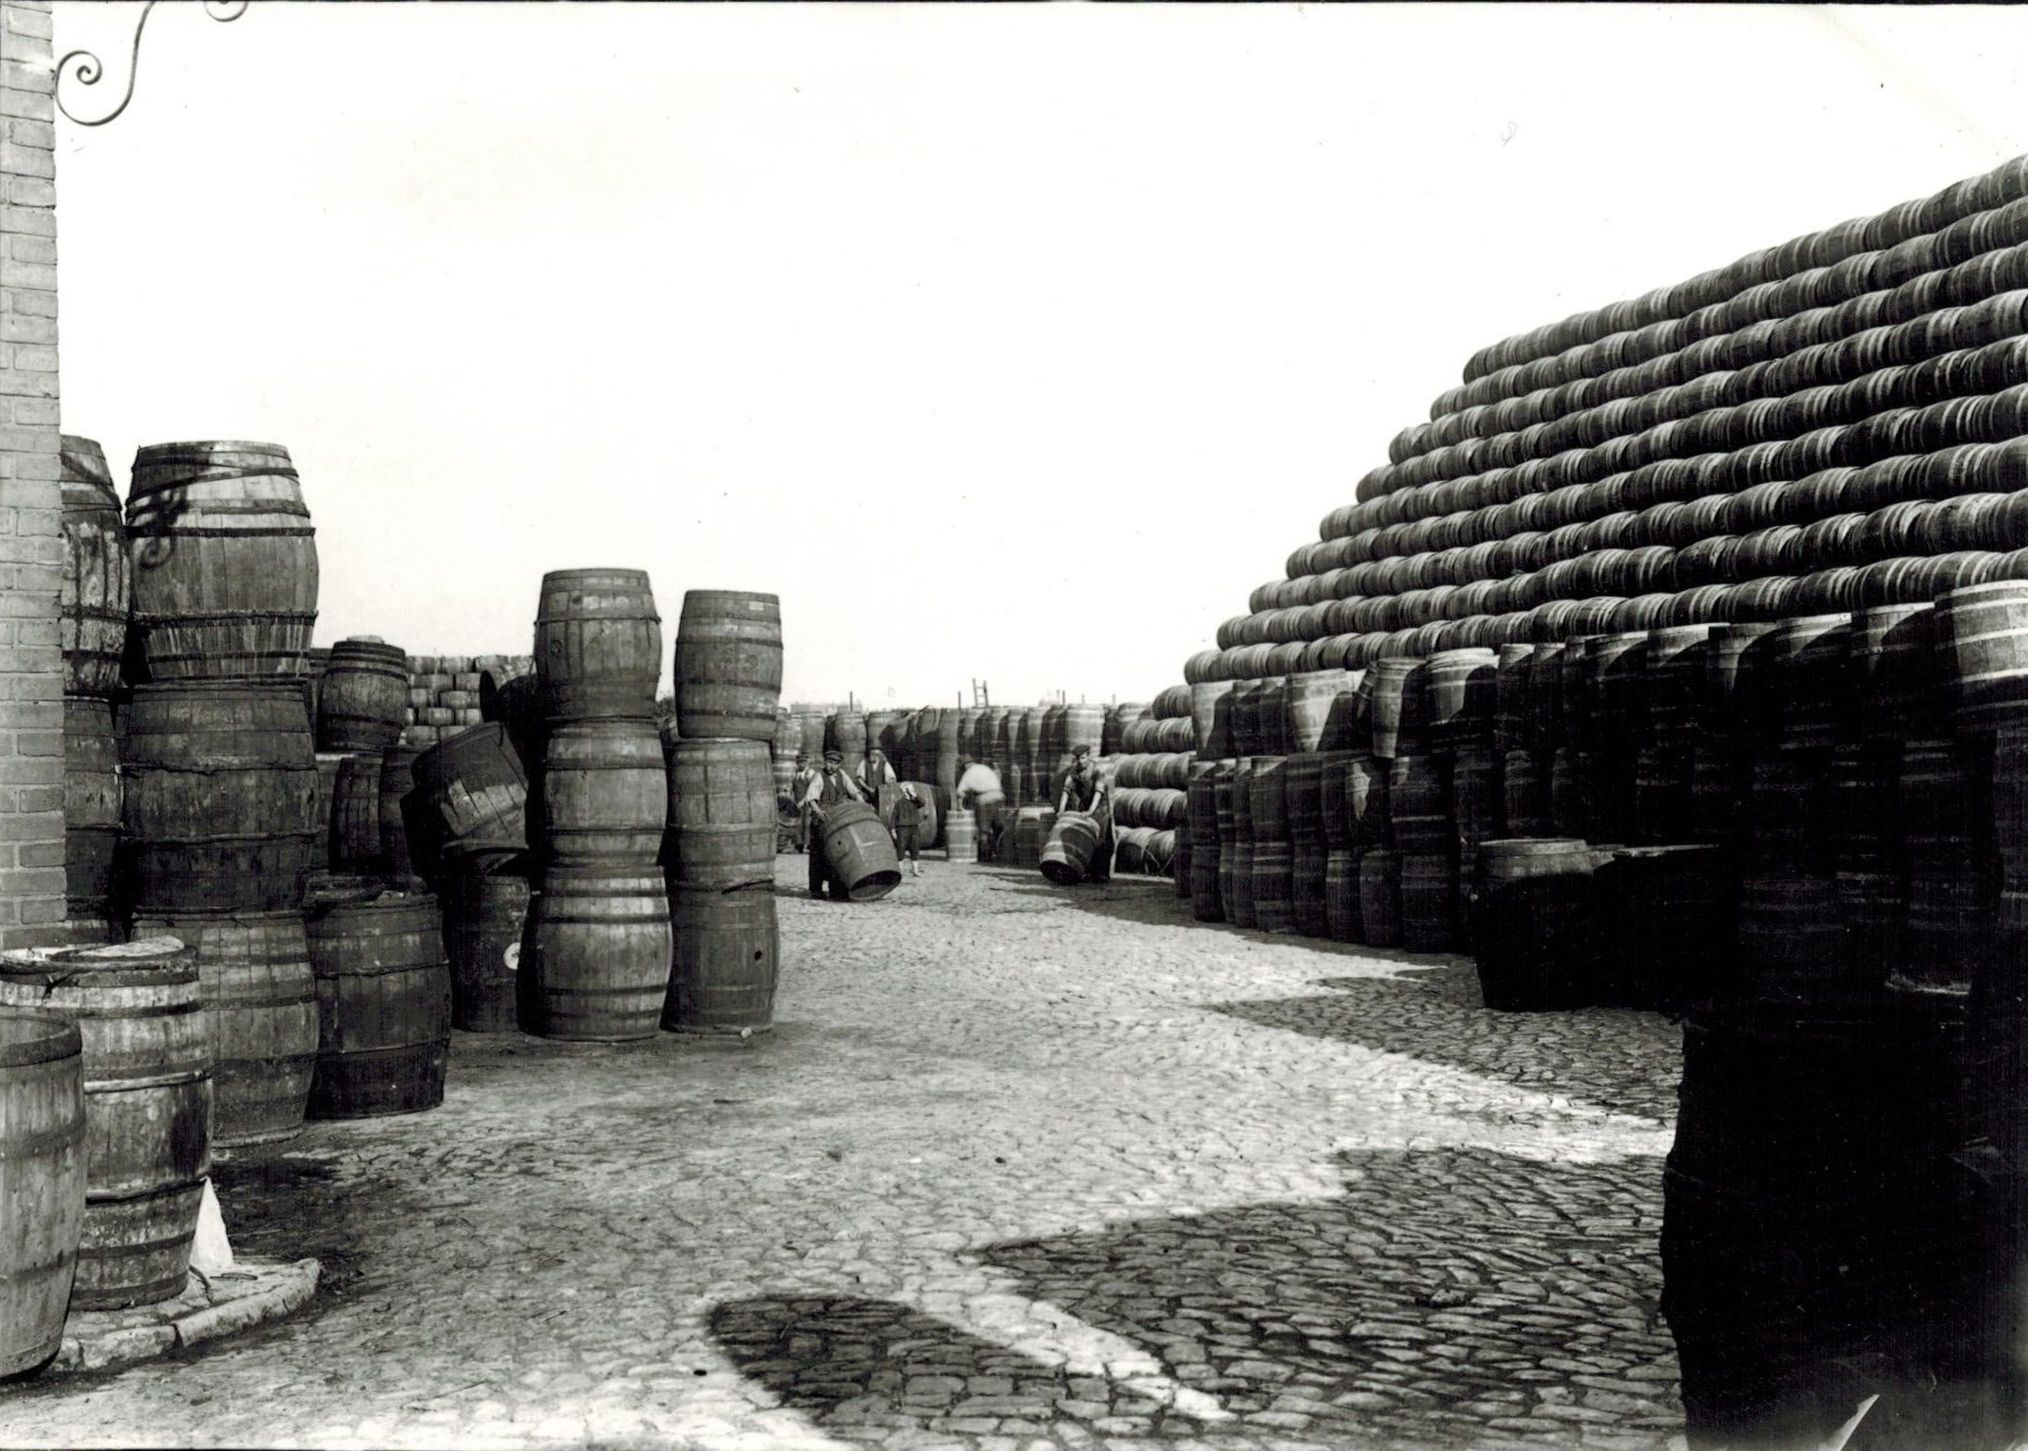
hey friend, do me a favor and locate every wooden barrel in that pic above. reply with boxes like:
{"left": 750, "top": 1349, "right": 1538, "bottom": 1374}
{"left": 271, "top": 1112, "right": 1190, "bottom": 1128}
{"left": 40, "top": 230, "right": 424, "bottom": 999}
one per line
{"left": 1251, "top": 677, "right": 1289, "bottom": 758}
{"left": 1940, "top": 581, "right": 2028, "bottom": 735}
{"left": 1663, "top": 999, "right": 1975, "bottom": 1450}
{"left": 1041, "top": 812, "right": 1103, "bottom": 885}
{"left": 1368, "top": 658, "right": 1428, "bottom": 760}
{"left": 477, "top": 671, "right": 547, "bottom": 778}
{"left": 1472, "top": 839, "right": 1600, "bottom": 1010}
{"left": 1493, "top": 644, "right": 1533, "bottom": 753}
{"left": 538, "top": 718, "right": 666, "bottom": 865}
{"left": 1283, "top": 754, "right": 1326, "bottom": 846}
{"left": 59, "top": 436, "right": 130, "bottom": 700}
{"left": 1706, "top": 623, "right": 1781, "bottom": 742}
{"left": 1597, "top": 845, "right": 1733, "bottom": 1012}
{"left": 310, "top": 752, "right": 344, "bottom": 872}
{"left": 440, "top": 862, "right": 530, "bottom": 1033}
{"left": 1189, "top": 680, "right": 1236, "bottom": 759}
{"left": 1325, "top": 847, "right": 1361, "bottom": 942}
{"left": 0, "top": 940, "right": 208, "bottom": 1310}
{"left": 1768, "top": 613, "right": 1853, "bottom": 750}
{"left": 1346, "top": 752, "right": 1390, "bottom": 850}
{"left": 664, "top": 884, "right": 778, "bottom": 1035}
{"left": 1189, "top": 802, "right": 1223, "bottom": 919}
{"left": 1312, "top": 750, "right": 1354, "bottom": 849}
{"left": 129, "top": 910, "right": 316, "bottom": 1148}
{"left": 1398, "top": 850, "right": 1457, "bottom": 953}
{"left": 119, "top": 681, "right": 319, "bottom": 914}
{"left": 518, "top": 867, "right": 670, "bottom": 1040}
{"left": 0, "top": 1008, "right": 85, "bottom": 1376}
{"left": 1631, "top": 743, "right": 1693, "bottom": 844}
{"left": 818, "top": 801, "right": 902, "bottom": 900}
{"left": 330, "top": 752, "right": 384, "bottom": 875}
{"left": 1387, "top": 753, "right": 1451, "bottom": 854}
{"left": 1292, "top": 843, "right": 1330, "bottom": 937}
{"left": 1451, "top": 744, "right": 1500, "bottom": 849}
{"left": 797, "top": 711, "right": 827, "bottom": 764}
{"left": 403, "top": 724, "right": 532, "bottom": 882}
{"left": 1526, "top": 641, "right": 1567, "bottom": 753}
{"left": 1645, "top": 625, "right": 1715, "bottom": 743}
{"left": 1284, "top": 669, "right": 1361, "bottom": 753}
{"left": 306, "top": 885, "right": 452, "bottom": 1109}
{"left": 896, "top": 781, "right": 943, "bottom": 850}
{"left": 1003, "top": 807, "right": 1056, "bottom": 870}
{"left": 533, "top": 568, "right": 662, "bottom": 722}
{"left": 1248, "top": 756, "right": 1289, "bottom": 844}
{"left": 1852, "top": 603, "right": 1943, "bottom": 744}
{"left": 1358, "top": 847, "right": 1402, "bottom": 948}
{"left": 1737, "top": 871, "right": 1851, "bottom": 1003}
{"left": 125, "top": 441, "right": 317, "bottom": 680}
{"left": 945, "top": 807, "right": 977, "bottom": 862}
{"left": 1252, "top": 841, "right": 1296, "bottom": 933}
{"left": 315, "top": 639, "right": 409, "bottom": 753}
{"left": 673, "top": 590, "right": 782, "bottom": 743}
{"left": 377, "top": 746, "right": 420, "bottom": 882}
{"left": 828, "top": 712, "right": 868, "bottom": 776}
{"left": 1427, "top": 648, "right": 1498, "bottom": 748}
{"left": 1502, "top": 748, "right": 1551, "bottom": 838}
{"left": 63, "top": 696, "right": 119, "bottom": 933}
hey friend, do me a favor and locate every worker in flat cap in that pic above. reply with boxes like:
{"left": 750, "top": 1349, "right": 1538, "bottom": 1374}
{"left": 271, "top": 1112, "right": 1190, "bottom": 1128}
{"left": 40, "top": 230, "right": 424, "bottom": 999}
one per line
{"left": 799, "top": 748, "right": 869, "bottom": 899}
{"left": 1056, "top": 744, "right": 1113, "bottom": 883}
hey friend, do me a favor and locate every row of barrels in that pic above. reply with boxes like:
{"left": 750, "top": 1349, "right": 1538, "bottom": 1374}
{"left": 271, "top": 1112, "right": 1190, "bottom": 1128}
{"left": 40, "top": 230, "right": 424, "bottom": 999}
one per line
{"left": 1384, "top": 267, "right": 2028, "bottom": 495}
{"left": 1416, "top": 230, "right": 2028, "bottom": 463}
{"left": 1449, "top": 154, "right": 2028, "bottom": 399}
{"left": 1283, "top": 448, "right": 2028, "bottom": 606}
{"left": 1185, "top": 549, "right": 2028, "bottom": 679}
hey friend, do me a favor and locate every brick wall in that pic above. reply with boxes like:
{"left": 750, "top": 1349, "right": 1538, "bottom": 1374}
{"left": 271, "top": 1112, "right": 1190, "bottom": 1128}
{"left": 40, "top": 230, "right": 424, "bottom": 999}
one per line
{"left": 0, "top": 0, "right": 63, "bottom": 947}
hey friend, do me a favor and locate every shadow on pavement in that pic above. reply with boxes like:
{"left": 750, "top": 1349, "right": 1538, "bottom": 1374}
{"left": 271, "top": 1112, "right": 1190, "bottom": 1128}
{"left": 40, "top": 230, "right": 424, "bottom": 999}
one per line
{"left": 707, "top": 1294, "right": 1208, "bottom": 1444}
{"left": 1207, "top": 965, "right": 1682, "bottom": 1123}
{"left": 710, "top": 1147, "right": 1682, "bottom": 1449}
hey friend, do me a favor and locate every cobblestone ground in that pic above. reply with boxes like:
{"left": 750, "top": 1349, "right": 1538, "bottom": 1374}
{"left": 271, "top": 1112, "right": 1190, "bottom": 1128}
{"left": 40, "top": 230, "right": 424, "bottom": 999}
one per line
{"left": 1, "top": 857, "right": 1685, "bottom": 1451}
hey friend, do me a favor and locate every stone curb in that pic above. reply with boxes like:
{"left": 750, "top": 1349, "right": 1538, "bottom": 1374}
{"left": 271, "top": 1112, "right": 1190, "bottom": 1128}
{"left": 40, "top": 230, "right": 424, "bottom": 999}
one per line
{"left": 45, "top": 1257, "right": 321, "bottom": 1377}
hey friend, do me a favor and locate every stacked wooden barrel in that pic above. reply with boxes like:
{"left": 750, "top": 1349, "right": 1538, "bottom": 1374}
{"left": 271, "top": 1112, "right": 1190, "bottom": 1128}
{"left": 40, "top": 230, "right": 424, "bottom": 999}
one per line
{"left": 517, "top": 569, "right": 670, "bottom": 1041}
{"left": 664, "top": 591, "right": 782, "bottom": 1035}
{"left": 110, "top": 441, "right": 324, "bottom": 1150}
{"left": 398, "top": 653, "right": 530, "bottom": 750}
{"left": 59, "top": 437, "right": 129, "bottom": 944}
{"left": 1183, "top": 152, "right": 2028, "bottom": 1449}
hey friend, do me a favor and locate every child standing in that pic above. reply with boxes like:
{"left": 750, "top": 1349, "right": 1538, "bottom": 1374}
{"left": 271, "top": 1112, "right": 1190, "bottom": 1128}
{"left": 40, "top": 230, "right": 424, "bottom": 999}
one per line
{"left": 892, "top": 783, "right": 926, "bottom": 878}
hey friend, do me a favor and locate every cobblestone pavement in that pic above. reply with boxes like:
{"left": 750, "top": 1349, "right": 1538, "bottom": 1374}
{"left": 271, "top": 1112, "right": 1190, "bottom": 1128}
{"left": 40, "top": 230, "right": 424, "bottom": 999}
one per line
{"left": 1, "top": 857, "right": 1685, "bottom": 1450}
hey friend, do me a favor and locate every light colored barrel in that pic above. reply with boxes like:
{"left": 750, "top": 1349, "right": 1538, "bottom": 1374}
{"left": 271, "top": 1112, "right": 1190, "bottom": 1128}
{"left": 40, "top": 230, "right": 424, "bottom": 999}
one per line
{"left": 119, "top": 681, "right": 319, "bottom": 914}
{"left": 315, "top": 638, "right": 409, "bottom": 754}
{"left": 0, "top": 1008, "right": 85, "bottom": 1376}
{"left": 818, "top": 802, "right": 902, "bottom": 901}
{"left": 539, "top": 718, "right": 666, "bottom": 864}
{"left": 533, "top": 568, "right": 662, "bottom": 722}
{"left": 673, "top": 590, "right": 782, "bottom": 743}
{"left": 518, "top": 868, "right": 670, "bottom": 1041}
{"left": 130, "top": 910, "right": 315, "bottom": 1147}
{"left": 0, "top": 940, "right": 208, "bottom": 1311}
{"left": 125, "top": 441, "right": 317, "bottom": 680}
{"left": 1940, "top": 581, "right": 2028, "bottom": 735}
{"left": 944, "top": 807, "right": 977, "bottom": 862}
{"left": 663, "top": 884, "right": 778, "bottom": 1035}
{"left": 305, "top": 885, "right": 451, "bottom": 1114}
{"left": 58, "top": 436, "right": 130, "bottom": 700}
{"left": 1040, "top": 811, "right": 1102, "bottom": 885}
{"left": 662, "top": 737, "right": 775, "bottom": 888}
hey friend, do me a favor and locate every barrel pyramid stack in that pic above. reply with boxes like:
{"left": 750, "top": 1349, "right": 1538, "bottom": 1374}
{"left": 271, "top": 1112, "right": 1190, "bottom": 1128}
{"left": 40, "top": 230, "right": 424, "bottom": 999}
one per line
{"left": 1157, "top": 152, "right": 2028, "bottom": 1444}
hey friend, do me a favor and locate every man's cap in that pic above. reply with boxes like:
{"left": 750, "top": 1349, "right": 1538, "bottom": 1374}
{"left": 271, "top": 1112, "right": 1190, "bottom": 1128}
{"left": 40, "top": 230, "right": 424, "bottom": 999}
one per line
{"left": 824, "top": 749, "right": 843, "bottom": 763}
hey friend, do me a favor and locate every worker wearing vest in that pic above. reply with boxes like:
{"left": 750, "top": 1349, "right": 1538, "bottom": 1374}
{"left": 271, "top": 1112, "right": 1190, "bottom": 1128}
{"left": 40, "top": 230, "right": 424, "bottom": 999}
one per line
{"left": 800, "top": 750, "right": 868, "bottom": 899}
{"left": 1058, "top": 746, "right": 1113, "bottom": 884}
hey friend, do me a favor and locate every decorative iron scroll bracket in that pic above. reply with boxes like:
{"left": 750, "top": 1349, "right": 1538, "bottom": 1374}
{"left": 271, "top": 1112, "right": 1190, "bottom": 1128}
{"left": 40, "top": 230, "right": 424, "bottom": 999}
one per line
{"left": 56, "top": 1, "right": 249, "bottom": 128}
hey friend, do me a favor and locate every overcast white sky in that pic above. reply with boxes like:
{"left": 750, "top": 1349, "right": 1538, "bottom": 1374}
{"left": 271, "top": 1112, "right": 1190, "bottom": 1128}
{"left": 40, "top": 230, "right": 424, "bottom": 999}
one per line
{"left": 48, "top": 3, "right": 2028, "bottom": 709}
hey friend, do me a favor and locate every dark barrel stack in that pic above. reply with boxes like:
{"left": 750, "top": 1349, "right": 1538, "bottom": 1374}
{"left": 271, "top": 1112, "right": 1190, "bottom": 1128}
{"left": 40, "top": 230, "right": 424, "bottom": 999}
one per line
{"left": 521, "top": 569, "right": 670, "bottom": 1041}
{"left": 664, "top": 591, "right": 783, "bottom": 1036}
{"left": 109, "top": 441, "right": 324, "bottom": 1151}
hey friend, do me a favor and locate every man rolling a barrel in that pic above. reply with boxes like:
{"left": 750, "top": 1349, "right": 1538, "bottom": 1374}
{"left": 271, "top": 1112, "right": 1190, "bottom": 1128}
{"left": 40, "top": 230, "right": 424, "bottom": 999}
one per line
{"left": 1057, "top": 745, "right": 1113, "bottom": 884}
{"left": 801, "top": 749, "right": 869, "bottom": 899}
{"left": 956, "top": 755, "right": 1006, "bottom": 862}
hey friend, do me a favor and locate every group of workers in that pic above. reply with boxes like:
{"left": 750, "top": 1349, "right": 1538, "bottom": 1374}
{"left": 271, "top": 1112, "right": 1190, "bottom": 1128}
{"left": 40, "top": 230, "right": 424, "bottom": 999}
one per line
{"left": 784, "top": 742, "right": 1114, "bottom": 897}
